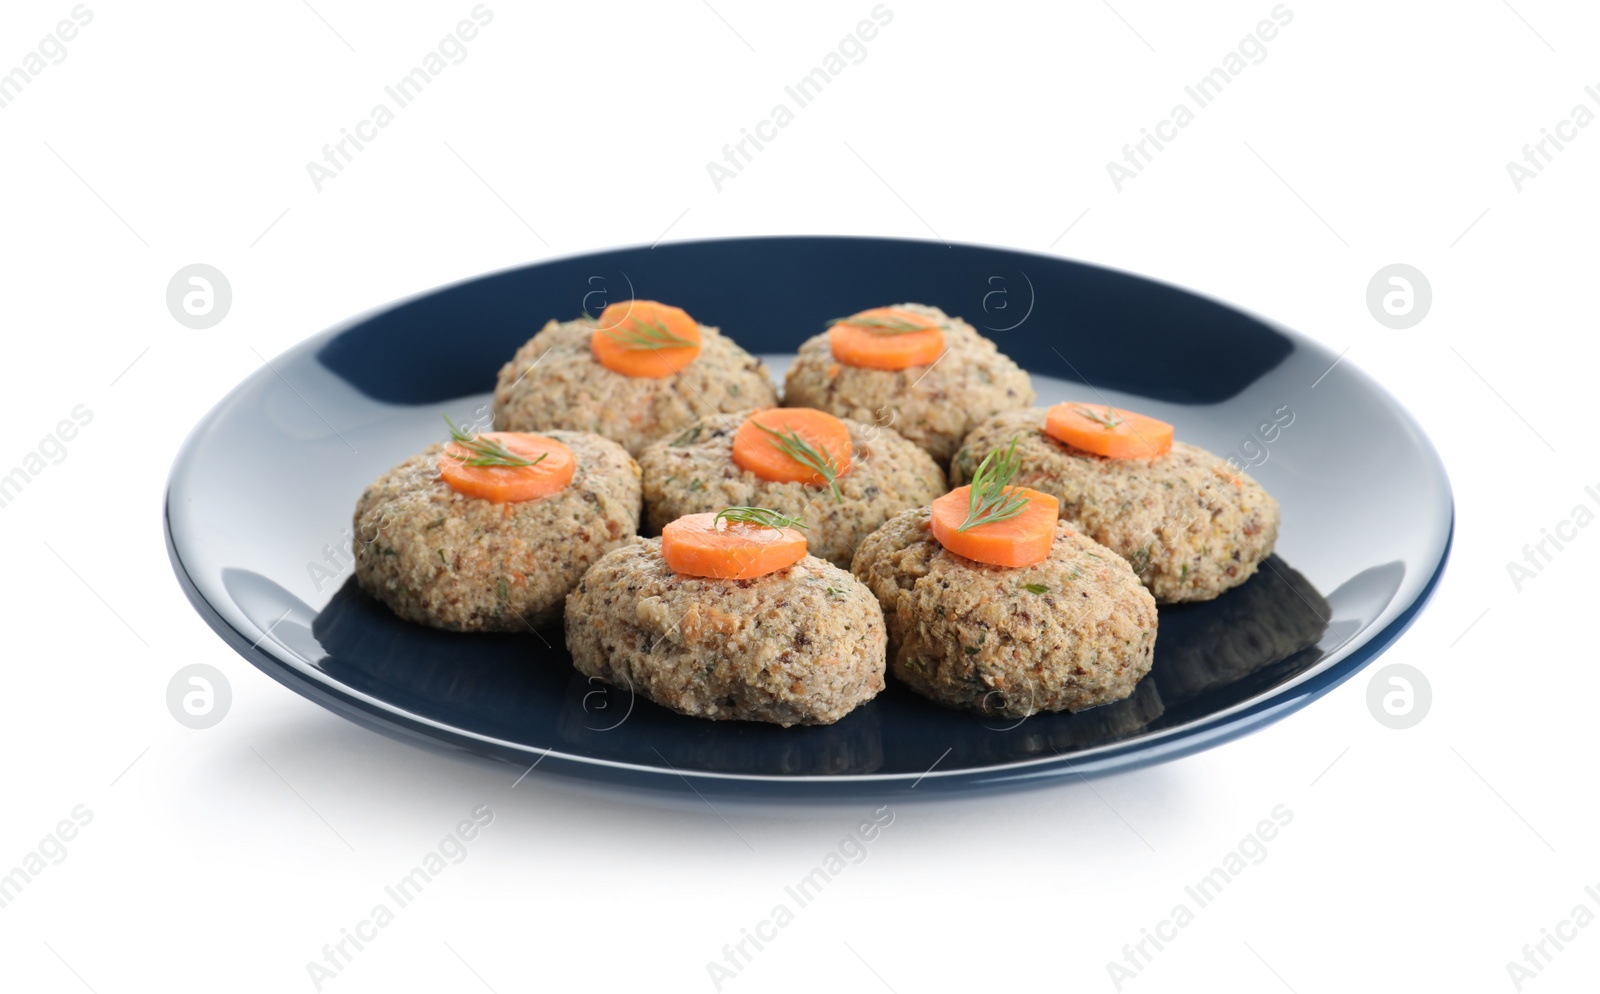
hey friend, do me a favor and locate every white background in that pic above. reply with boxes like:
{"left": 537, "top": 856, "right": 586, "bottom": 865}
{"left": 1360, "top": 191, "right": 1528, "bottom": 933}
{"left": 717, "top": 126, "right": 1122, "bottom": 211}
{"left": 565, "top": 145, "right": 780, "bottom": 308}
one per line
{"left": 2, "top": 0, "right": 1597, "bottom": 991}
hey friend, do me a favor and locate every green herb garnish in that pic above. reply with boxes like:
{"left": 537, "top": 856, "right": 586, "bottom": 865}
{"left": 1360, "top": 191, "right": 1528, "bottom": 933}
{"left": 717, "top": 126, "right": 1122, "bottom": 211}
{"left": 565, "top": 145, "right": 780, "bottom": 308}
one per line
{"left": 956, "top": 435, "right": 1029, "bottom": 533}
{"left": 1020, "top": 582, "right": 1049, "bottom": 595}
{"left": 755, "top": 422, "right": 843, "bottom": 503}
{"left": 444, "top": 414, "right": 545, "bottom": 468}
{"left": 712, "top": 506, "right": 808, "bottom": 531}
{"left": 827, "top": 313, "right": 933, "bottom": 335}
{"left": 599, "top": 314, "right": 697, "bottom": 351}
{"left": 1072, "top": 404, "right": 1125, "bottom": 430}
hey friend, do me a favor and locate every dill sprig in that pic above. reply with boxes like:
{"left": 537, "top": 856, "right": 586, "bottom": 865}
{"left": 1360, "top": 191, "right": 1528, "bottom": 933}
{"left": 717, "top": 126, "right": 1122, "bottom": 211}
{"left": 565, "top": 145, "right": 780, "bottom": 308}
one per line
{"left": 599, "top": 314, "right": 698, "bottom": 351}
{"left": 443, "top": 414, "right": 545, "bottom": 468}
{"left": 957, "top": 435, "right": 1030, "bottom": 533}
{"left": 1072, "top": 404, "right": 1125, "bottom": 430}
{"left": 756, "top": 422, "right": 844, "bottom": 503}
{"left": 712, "top": 506, "right": 809, "bottom": 531}
{"left": 827, "top": 313, "right": 932, "bottom": 335}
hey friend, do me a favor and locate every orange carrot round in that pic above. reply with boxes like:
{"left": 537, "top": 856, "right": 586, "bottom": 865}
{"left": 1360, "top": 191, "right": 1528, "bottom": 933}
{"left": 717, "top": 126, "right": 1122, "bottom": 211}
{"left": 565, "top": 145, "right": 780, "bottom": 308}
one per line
{"left": 1044, "top": 402, "right": 1174, "bottom": 459}
{"left": 731, "top": 408, "right": 853, "bottom": 495}
{"left": 439, "top": 432, "right": 575, "bottom": 502}
{"left": 827, "top": 307, "right": 945, "bottom": 371}
{"left": 661, "top": 512, "right": 807, "bottom": 579}
{"left": 591, "top": 300, "right": 703, "bottom": 378}
{"left": 929, "top": 485, "right": 1060, "bottom": 568}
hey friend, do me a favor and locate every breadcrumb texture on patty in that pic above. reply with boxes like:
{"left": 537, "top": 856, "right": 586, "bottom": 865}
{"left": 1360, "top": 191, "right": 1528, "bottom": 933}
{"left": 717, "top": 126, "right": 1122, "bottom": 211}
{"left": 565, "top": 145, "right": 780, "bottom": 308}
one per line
{"left": 952, "top": 409, "right": 1280, "bottom": 604}
{"left": 638, "top": 408, "right": 947, "bottom": 567}
{"left": 565, "top": 539, "right": 887, "bottom": 727}
{"left": 494, "top": 316, "right": 779, "bottom": 456}
{"left": 781, "top": 303, "right": 1035, "bottom": 464}
{"left": 353, "top": 430, "right": 641, "bottom": 632}
{"left": 851, "top": 509, "right": 1158, "bottom": 718}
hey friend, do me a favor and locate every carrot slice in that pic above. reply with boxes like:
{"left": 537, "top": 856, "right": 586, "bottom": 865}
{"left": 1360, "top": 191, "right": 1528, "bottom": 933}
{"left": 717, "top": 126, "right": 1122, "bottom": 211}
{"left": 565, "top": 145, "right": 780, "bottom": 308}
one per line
{"left": 591, "top": 300, "right": 703, "bottom": 378}
{"left": 439, "top": 432, "right": 575, "bottom": 502}
{"left": 1043, "top": 402, "right": 1174, "bottom": 459}
{"left": 661, "top": 512, "right": 807, "bottom": 579}
{"left": 730, "top": 408, "right": 853, "bottom": 496}
{"left": 827, "top": 307, "right": 945, "bottom": 371}
{"left": 930, "top": 485, "right": 1060, "bottom": 568}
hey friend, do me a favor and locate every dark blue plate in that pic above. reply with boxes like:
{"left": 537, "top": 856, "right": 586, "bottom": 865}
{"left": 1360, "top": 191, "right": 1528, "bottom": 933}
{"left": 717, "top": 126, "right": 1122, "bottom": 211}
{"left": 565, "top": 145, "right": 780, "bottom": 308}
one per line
{"left": 164, "top": 236, "right": 1452, "bottom": 795}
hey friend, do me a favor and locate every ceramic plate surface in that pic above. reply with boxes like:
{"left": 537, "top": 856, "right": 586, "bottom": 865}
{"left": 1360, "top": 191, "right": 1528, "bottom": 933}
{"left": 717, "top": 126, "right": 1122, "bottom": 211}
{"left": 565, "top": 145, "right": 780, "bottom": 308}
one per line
{"left": 165, "top": 237, "right": 1452, "bottom": 794}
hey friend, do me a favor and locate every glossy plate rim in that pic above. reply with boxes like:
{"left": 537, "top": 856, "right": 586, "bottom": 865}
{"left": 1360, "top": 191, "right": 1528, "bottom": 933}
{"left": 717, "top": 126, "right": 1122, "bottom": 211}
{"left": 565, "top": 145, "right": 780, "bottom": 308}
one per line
{"left": 163, "top": 234, "right": 1454, "bottom": 796}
